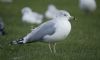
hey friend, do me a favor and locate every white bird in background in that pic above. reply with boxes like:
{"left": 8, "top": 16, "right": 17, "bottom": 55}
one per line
{"left": 79, "top": 0, "right": 96, "bottom": 13}
{"left": 45, "top": 4, "right": 59, "bottom": 19}
{"left": 0, "top": 0, "right": 12, "bottom": 3}
{"left": 11, "top": 10, "right": 74, "bottom": 53}
{"left": 21, "top": 7, "right": 43, "bottom": 24}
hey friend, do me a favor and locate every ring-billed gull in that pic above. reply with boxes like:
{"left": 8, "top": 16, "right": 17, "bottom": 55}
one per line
{"left": 79, "top": 0, "right": 96, "bottom": 13}
{"left": 21, "top": 7, "right": 43, "bottom": 24}
{"left": 11, "top": 10, "right": 74, "bottom": 53}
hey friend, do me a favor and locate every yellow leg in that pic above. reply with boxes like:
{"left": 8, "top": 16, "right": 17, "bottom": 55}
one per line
{"left": 48, "top": 43, "right": 52, "bottom": 53}
{"left": 53, "top": 43, "right": 56, "bottom": 53}
{"left": 48, "top": 42, "right": 57, "bottom": 53}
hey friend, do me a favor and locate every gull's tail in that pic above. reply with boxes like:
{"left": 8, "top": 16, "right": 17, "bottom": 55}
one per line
{"left": 10, "top": 38, "right": 24, "bottom": 45}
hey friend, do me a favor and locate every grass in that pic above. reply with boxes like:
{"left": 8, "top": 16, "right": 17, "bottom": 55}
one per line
{"left": 0, "top": 0, "right": 100, "bottom": 60}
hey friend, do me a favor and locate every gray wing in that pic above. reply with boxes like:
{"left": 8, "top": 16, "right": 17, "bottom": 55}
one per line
{"left": 27, "top": 21, "right": 56, "bottom": 42}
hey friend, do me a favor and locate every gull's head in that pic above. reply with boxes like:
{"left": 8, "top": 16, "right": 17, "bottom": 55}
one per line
{"left": 21, "top": 7, "right": 32, "bottom": 14}
{"left": 56, "top": 10, "right": 74, "bottom": 20}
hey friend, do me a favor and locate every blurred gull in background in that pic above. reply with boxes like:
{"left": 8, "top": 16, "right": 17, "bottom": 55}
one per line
{"left": 79, "top": 0, "right": 96, "bottom": 13}
{"left": 0, "top": 17, "right": 5, "bottom": 35}
{"left": 21, "top": 7, "right": 43, "bottom": 24}
{"left": 0, "top": 0, "right": 12, "bottom": 3}
{"left": 45, "top": 4, "right": 59, "bottom": 19}
{"left": 11, "top": 10, "right": 74, "bottom": 53}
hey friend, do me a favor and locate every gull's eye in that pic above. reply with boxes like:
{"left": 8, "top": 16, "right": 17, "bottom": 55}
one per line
{"left": 64, "top": 14, "right": 67, "bottom": 16}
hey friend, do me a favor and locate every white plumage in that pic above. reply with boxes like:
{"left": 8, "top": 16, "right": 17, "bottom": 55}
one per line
{"left": 21, "top": 7, "right": 43, "bottom": 24}
{"left": 79, "top": 0, "right": 96, "bottom": 13}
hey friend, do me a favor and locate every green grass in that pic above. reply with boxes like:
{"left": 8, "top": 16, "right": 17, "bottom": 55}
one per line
{"left": 0, "top": 0, "right": 100, "bottom": 60}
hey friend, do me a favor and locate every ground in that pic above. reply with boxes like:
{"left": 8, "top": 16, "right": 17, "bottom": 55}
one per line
{"left": 0, "top": 0, "right": 100, "bottom": 60}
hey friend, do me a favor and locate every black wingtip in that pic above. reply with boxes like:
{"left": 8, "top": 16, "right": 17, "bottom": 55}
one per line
{"left": 10, "top": 38, "right": 24, "bottom": 45}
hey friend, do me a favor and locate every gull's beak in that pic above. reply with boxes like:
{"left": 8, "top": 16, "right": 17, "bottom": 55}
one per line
{"left": 69, "top": 16, "right": 76, "bottom": 20}
{"left": 70, "top": 16, "right": 74, "bottom": 20}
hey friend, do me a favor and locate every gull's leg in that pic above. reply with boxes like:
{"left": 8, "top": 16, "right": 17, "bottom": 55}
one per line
{"left": 53, "top": 43, "right": 56, "bottom": 53}
{"left": 48, "top": 43, "right": 52, "bottom": 53}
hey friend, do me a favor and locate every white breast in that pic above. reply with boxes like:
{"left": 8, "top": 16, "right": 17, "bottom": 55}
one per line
{"left": 44, "top": 19, "right": 71, "bottom": 42}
